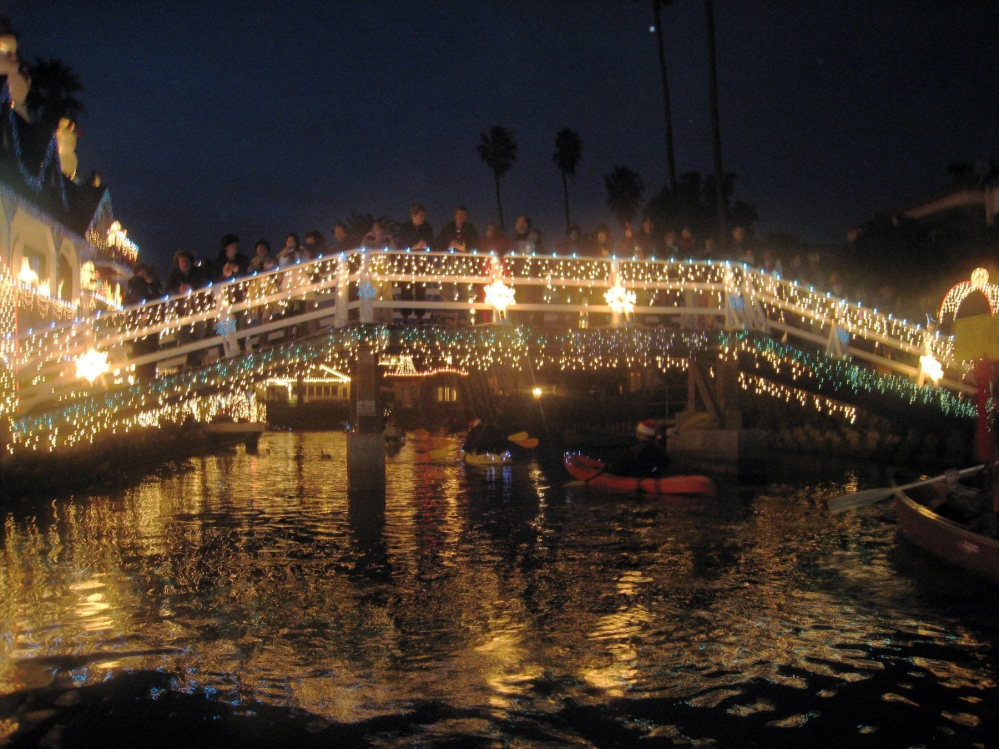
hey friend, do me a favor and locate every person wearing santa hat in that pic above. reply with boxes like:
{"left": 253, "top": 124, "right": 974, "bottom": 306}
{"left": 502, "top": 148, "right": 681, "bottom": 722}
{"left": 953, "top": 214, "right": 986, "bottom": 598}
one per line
{"left": 609, "top": 420, "right": 673, "bottom": 477}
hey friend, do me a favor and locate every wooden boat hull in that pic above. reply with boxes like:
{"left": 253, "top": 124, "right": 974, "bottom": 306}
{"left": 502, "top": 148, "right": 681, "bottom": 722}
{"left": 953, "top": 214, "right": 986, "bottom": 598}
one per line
{"left": 894, "top": 490, "right": 999, "bottom": 585}
{"left": 564, "top": 453, "right": 715, "bottom": 496}
{"left": 463, "top": 451, "right": 512, "bottom": 466}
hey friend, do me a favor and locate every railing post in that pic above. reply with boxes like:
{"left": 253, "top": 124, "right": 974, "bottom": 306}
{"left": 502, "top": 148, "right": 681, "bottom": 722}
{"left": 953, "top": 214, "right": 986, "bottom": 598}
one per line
{"left": 825, "top": 315, "right": 847, "bottom": 359}
{"left": 216, "top": 294, "right": 240, "bottom": 358}
{"left": 609, "top": 259, "right": 623, "bottom": 328}
{"left": 723, "top": 266, "right": 744, "bottom": 331}
{"left": 488, "top": 255, "right": 510, "bottom": 325}
{"left": 359, "top": 251, "right": 374, "bottom": 324}
{"left": 335, "top": 254, "right": 349, "bottom": 328}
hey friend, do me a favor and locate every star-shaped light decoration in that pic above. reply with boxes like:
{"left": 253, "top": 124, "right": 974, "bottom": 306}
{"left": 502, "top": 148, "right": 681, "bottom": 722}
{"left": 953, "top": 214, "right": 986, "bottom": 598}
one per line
{"left": 359, "top": 282, "right": 378, "bottom": 300}
{"left": 604, "top": 284, "right": 637, "bottom": 315}
{"left": 216, "top": 317, "right": 237, "bottom": 337}
{"left": 75, "top": 348, "right": 109, "bottom": 383}
{"left": 919, "top": 354, "right": 943, "bottom": 385}
{"left": 484, "top": 280, "right": 516, "bottom": 313}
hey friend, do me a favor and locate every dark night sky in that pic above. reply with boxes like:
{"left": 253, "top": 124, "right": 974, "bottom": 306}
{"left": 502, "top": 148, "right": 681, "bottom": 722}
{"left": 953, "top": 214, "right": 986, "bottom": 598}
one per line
{"left": 6, "top": 1, "right": 999, "bottom": 272}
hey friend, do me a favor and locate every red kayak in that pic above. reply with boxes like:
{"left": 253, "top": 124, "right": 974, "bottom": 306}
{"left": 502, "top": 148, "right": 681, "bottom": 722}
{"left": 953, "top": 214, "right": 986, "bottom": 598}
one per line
{"left": 564, "top": 453, "right": 715, "bottom": 496}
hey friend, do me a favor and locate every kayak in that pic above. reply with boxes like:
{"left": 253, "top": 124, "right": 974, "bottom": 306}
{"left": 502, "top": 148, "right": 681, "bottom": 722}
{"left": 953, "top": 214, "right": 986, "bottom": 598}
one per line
{"left": 463, "top": 450, "right": 512, "bottom": 466}
{"left": 894, "top": 485, "right": 999, "bottom": 585}
{"left": 564, "top": 453, "right": 715, "bottom": 496}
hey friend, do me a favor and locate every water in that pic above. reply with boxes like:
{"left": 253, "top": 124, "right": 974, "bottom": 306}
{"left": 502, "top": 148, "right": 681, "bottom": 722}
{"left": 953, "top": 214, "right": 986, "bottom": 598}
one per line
{"left": 1, "top": 431, "right": 997, "bottom": 747}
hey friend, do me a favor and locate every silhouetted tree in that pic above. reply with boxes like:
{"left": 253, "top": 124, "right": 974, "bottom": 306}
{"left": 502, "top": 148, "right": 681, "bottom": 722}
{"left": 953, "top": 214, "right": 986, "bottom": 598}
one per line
{"left": 604, "top": 166, "right": 645, "bottom": 228}
{"left": 477, "top": 126, "right": 518, "bottom": 231}
{"left": 702, "top": 0, "right": 726, "bottom": 244}
{"left": 25, "top": 57, "right": 85, "bottom": 127}
{"left": 340, "top": 212, "right": 399, "bottom": 247}
{"left": 634, "top": 0, "right": 677, "bottom": 188}
{"left": 552, "top": 127, "right": 583, "bottom": 229}
{"left": 646, "top": 170, "right": 757, "bottom": 239}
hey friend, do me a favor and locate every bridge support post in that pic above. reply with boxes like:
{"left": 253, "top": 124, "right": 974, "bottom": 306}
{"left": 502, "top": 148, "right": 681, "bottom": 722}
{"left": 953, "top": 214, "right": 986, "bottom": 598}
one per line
{"left": 347, "top": 346, "right": 385, "bottom": 491}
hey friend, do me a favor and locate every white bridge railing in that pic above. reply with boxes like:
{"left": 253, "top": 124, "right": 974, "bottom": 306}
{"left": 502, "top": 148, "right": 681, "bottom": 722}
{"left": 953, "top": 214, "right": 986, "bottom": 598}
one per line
{"left": 9, "top": 249, "right": 970, "bottom": 414}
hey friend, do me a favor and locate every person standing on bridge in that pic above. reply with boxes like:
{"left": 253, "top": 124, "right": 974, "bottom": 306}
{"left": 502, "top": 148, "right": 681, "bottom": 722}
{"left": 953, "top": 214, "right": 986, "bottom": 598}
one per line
{"left": 435, "top": 207, "right": 479, "bottom": 323}
{"left": 397, "top": 204, "right": 434, "bottom": 324}
{"left": 165, "top": 249, "right": 212, "bottom": 366}
{"left": 215, "top": 234, "right": 251, "bottom": 283}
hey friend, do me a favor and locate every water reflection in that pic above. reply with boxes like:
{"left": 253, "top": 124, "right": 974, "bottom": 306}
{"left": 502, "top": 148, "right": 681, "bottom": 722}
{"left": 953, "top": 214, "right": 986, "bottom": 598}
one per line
{"left": 0, "top": 434, "right": 996, "bottom": 745}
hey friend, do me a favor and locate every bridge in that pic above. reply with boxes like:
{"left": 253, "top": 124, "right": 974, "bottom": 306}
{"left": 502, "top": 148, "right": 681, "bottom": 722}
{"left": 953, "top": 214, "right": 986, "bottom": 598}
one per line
{"left": 1, "top": 249, "right": 978, "bottom": 456}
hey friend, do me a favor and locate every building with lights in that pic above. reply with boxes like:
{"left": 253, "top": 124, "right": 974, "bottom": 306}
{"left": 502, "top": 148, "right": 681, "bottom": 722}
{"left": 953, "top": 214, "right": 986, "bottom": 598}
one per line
{"left": 0, "top": 19, "right": 136, "bottom": 337}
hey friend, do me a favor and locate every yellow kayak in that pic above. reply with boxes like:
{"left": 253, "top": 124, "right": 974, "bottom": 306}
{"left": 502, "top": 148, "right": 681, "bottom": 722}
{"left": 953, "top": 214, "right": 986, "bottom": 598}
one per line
{"left": 462, "top": 450, "right": 512, "bottom": 466}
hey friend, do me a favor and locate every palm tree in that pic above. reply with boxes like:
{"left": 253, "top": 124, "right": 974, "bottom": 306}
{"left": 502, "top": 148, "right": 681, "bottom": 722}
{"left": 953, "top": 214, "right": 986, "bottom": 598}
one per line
{"left": 476, "top": 126, "right": 518, "bottom": 231}
{"left": 634, "top": 0, "right": 676, "bottom": 189}
{"left": 552, "top": 127, "right": 584, "bottom": 230}
{"left": 25, "top": 57, "right": 85, "bottom": 127}
{"left": 702, "top": 0, "right": 726, "bottom": 244}
{"left": 604, "top": 165, "right": 645, "bottom": 229}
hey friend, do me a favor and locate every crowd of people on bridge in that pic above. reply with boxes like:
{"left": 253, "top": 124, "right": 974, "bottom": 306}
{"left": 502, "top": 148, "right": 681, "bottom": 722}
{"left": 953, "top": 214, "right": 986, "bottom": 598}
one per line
{"left": 125, "top": 201, "right": 931, "bottom": 353}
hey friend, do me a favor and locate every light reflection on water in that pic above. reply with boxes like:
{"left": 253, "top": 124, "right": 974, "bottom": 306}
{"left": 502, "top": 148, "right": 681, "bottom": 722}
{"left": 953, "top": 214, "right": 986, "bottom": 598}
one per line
{"left": 1, "top": 431, "right": 997, "bottom": 745}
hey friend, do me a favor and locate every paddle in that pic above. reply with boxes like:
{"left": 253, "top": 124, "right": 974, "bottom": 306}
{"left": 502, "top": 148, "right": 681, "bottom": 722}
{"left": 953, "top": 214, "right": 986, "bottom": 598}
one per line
{"left": 512, "top": 437, "right": 538, "bottom": 449}
{"left": 507, "top": 431, "right": 529, "bottom": 442}
{"left": 827, "top": 464, "right": 987, "bottom": 513}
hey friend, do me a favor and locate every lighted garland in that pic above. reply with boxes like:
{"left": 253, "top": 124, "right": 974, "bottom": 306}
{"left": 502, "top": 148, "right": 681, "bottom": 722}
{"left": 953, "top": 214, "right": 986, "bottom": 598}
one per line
{"left": 0, "top": 259, "right": 15, "bottom": 438}
{"left": 1, "top": 86, "right": 68, "bottom": 209}
{"left": 738, "top": 372, "right": 858, "bottom": 423}
{"left": 15, "top": 251, "right": 959, "bottom": 376}
{"left": 724, "top": 333, "right": 976, "bottom": 418}
{"left": 7, "top": 324, "right": 978, "bottom": 454}
{"left": 8, "top": 250, "right": 980, "bottom": 447}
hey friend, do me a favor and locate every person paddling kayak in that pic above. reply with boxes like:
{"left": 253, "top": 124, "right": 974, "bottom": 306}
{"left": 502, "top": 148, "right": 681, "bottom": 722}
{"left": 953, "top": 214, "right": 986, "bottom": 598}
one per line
{"left": 462, "top": 418, "right": 507, "bottom": 455}
{"left": 608, "top": 420, "right": 676, "bottom": 478}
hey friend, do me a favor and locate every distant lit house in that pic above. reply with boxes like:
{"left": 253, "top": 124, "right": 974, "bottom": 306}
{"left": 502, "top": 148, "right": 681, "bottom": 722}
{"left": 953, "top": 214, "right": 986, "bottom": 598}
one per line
{"left": 0, "top": 19, "right": 137, "bottom": 338}
{"left": 257, "top": 366, "right": 352, "bottom": 404}
{"left": 380, "top": 352, "right": 468, "bottom": 411}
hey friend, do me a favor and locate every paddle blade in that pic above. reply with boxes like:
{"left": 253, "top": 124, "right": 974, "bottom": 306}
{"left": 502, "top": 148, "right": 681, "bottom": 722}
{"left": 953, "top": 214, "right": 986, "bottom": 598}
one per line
{"left": 827, "top": 486, "right": 897, "bottom": 513}
{"left": 677, "top": 412, "right": 711, "bottom": 431}
{"left": 507, "top": 431, "right": 529, "bottom": 442}
{"left": 514, "top": 438, "right": 539, "bottom": 449}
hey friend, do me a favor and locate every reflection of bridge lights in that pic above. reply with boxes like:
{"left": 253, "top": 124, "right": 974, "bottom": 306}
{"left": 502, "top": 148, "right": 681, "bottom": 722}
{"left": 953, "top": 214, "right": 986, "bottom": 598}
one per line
{"left": 604, "top": 285, "right": 636, "bottom": 315}
{"left": 919, "top": 354, "right": 943, "bottom": 385}
{"left": 484, "top": 281, "right": 516, "bottom": 312}
{"left": 76, "top": 348, "right": 110, "bottom": 383}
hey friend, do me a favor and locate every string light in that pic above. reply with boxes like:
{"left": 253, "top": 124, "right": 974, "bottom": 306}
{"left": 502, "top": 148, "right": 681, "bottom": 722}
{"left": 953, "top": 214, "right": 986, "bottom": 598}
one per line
{"left": 738, "top": 372, "right": 858, "bottom": 423}
{"left": 939, "top": 268, "right": 999, "bottom": 323}
{"left": 6, "top": 251, "right": 984, "bottom": 454}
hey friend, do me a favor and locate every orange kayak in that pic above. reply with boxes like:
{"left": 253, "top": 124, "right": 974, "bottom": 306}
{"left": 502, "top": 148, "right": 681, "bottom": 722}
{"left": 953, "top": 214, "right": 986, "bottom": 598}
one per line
{"left": 564, "top": 453, "right": 715, "bottom": 496}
